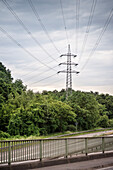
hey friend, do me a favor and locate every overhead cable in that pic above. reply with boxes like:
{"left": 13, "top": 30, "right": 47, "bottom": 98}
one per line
{"left": 79, "top": 0, "right": 97, "bottom": 62}
{"left": 80, "top": 7, "right": 113, "bottom": 71}
{"left": 2, "top": 0, "right": 58, "bottom": 63}
{"left": 30, "top": 73, "right": 57, "bottom": 85}
{"left": 41, "top": 77, "right": 63, "bottom": 87}
{"left": 0, "top": 26, "right": 57, "bottom": 71}
{"left": 75, "top": 0, "right": 80, "bottom": 54}
{"left": 21, "top": 47, "right": 67, "bottom": 78}
{"left": 60, "top": 0, "right": 69, "bottom": 45}
{"left": 28, "top": 0, "right": 60, "bottom": 54}
{"left": 24, "top": 65, "right": 58, "bottom": 82}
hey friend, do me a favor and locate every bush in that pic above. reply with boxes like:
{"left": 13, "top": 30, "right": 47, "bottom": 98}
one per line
{"left": 67, "top": 125, "right": 77, "bottom": 132}
{"left": 13, "top": 135, "right": 21, "bottom": 139}
{"left": 39, "top": 128, "right": 47, "bottom": 136}
{"left": 97, "top": 115, "right": 109, "bottom": 128}
{"left": 109, "top": 119, "right": 113, "bottom": 128}
{"left": 0, "top": 131, "right": 10, "bottom": 138}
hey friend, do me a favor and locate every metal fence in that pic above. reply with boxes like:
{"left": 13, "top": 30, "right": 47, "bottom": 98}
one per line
{"left": 0, "top": 136, "right": 113, "bottom": 165}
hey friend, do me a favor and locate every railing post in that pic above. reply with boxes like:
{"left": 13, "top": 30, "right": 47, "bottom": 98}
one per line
{"left": 1, "top": 142, "right": 2, "bottom": 164}
{"left": 65, "top": 139, "right": 68, "bottom": 158}
{"left": 85, "top": 138, "right": 88, "bottom": 156}
{"left": 40, "top": 140, "right": 42, "bottom": 161}
{"left": 102, "top": 137, "right": 105, "bottom": 154}
{"left": 8, "top": 141, "right": 11, "bottom": 165}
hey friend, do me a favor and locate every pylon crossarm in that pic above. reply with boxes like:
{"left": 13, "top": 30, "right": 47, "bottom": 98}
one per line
{"left": 71, "top": 54, "right": 77, "bottom": 57}
{"left": 59, "top": 62, "right": 78, "bottom": 66}
{"left": 58, "top": 70, "right": 79, "bottom": 74}
{"left": 57, "top": 70, "right": 67, "bottom": 73}
{"left": 59, "top": 62, "right": 67, "bottom": 65}
{"left": 60, "top": 54, "right": 67, "bottom": 57}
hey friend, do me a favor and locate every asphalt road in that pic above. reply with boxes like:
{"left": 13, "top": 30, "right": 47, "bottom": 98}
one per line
{"left": 28, "top": 156, "right": 113, "bottom": 170}
{"left": 70, "top": 130, "right": 113, "bottom": 138}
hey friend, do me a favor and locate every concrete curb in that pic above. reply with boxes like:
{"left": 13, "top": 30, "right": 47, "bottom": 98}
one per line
{"left": 0, "top": 152, "right": 113, "bottom": 170}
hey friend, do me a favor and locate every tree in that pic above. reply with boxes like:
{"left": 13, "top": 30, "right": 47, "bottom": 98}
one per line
{"left": 0, "top": 62, "right": 13, "bottom": 83}
{"left": 46, "top": 100, "right": 76, "bottom": 132}
{"left": 68, "top": 91, "right": 100, "bottom": 130}
{"left": 97, "top": 115, "right": 109, "bottom": 128}
{"left": 13, "top": 79, "right": 27, "bottom": 95}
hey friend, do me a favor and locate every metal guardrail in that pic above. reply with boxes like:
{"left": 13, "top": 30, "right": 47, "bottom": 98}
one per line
{"left": 0, "top": 137, "right": 113, "bottom": 165}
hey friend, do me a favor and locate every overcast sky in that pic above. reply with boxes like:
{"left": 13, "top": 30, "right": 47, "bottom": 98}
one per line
{"left": 0, "top": 0, "right": 113, "bottom": 95}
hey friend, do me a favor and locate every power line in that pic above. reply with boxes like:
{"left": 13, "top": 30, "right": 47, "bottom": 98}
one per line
{"left": 75, "top": 0, "right": 80, "bottom": 54}
{"left": 2, "top": 0, "right": 58, "bottom": 63}
{"left": 28, "top": 0, "right": 60, "bottom": 54}
{"left": 80, "top": 7, "right": 113, "bottom": 71}
{"left": 30, "top": 73, "right": 57, "bottom": 86}
{"left": 21, "top": 64, "right": 57, "bottom": 79}
{"left": 42, "top": 77, "right": 63, "bottom": 87}
{"left": 20, "top": 46, "right": 67, "bottom": 79}
{"left": 21, "top": 57, "right": 59, "bottom": 78}
{"left": 21, "top": 47, "right": 67, "bottom": 78}
{"left": 0, "top": 26, "right": 57, "bottom": 71}
{"left": 79, "top": 0, "right": 97, "bottom": 63}
{"left": 24, "top": 65, "right": 58, "bottom": 82}
{"left": 60, "top": 0, "right": 69, "bottom": 45}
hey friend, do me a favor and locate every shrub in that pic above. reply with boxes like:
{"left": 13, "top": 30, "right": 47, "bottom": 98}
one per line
{"left": 0, "top": 131, "right": 10, "bottom": 138}
{"left": 109, "top": 119, "right": 113, "bottom": 128}
{"left": 67, "top": 124, "right": 77, "bottom": 132}
{"left": 39, "top": 128, "right": 47, "bottom": 136}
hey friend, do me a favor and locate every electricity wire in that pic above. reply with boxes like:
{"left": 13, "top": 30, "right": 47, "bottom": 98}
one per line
{"left": 80, "top": 7, "right": 113, "bottom": 71}
{"left": 0, "top": 26, "right": 57, "bottom": 71}
{"left": 28, "top": 0, "right": 60, "bottom": 54}
{"left": 30, "top": 73, "right": 57, "bottom": 85}
{"left": 24, "top": 65, "right": 58, "bottom": 82}
{"left": 60, "top": 0, "right": 69, "bottom": 45}
{"left": 75, "top": 0, "right": 80, "bottom": 54}
{"left": 2, "top": 0, "right": 58, "bottom": 63}
{"left": 79, "top": 0, "right": 97, "bottom": 62}
{"left": 42, "top": 77, "right": 63, "bottom": 87}
{"left": 21, "top": 46, "right": 67, "bottom": 78}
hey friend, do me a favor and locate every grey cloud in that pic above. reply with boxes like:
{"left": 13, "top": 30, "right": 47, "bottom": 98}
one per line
{"left": 0, "top": 0, "right": 113, "bottom": 94}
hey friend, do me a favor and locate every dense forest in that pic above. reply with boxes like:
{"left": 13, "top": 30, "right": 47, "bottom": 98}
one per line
{"left": 0, "top": 62, "right": 113, "bottom": 138}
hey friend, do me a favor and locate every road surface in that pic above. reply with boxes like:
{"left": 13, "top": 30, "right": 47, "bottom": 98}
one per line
{"left": 28, "top": 156, "right": 113, "bottom": 170}
{"left": 70, "top": 130, "right": 113, "bottom": 138}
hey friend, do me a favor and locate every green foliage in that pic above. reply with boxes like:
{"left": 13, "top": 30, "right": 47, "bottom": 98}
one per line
{"left": 0, "top": 62, "right": 13, "bottom": 83}
{"left": 7, "top": 100, "right": 76, "bottom": 136}
{"left": 109, "top": 119, "right": 113, "bottom": 127}
{"left": 67, "top": 125, "right": 77, "bottom": 132}
{"left": 96, "top": 93, "right": 113, "bottom": 119}
{"left": 46, "top": 100, "right": 76, "bottom": 132}
{"left": 0, "top": 62, "right": 113, "bottom": 137}
{"left": 97, "top": 115, "right": 109, "bottom": 128}
{"left": 67, "top": 91, "right": 100, "bottom": 130}
{"left": 0, "top": 130, "right": 10, "bottom": 138}
{"left": 13, "top": 79, "right": 27, "bottom": 94}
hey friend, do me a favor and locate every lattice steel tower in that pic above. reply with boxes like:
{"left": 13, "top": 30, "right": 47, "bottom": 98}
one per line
{"left": 58, "top": 44, "right": 79, "bottom": 99}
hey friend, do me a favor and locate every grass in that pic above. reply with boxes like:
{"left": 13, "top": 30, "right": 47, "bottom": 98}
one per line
{"left": 0, "top": 128, "right": 113, "bottom": 141}
{"left": 0, "top": 131, "right": 73, "bottom": 141}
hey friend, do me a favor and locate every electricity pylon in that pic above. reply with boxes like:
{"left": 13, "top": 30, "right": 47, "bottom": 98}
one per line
{"left": 58, "top": 44, "right": 79, "bottom": 99}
